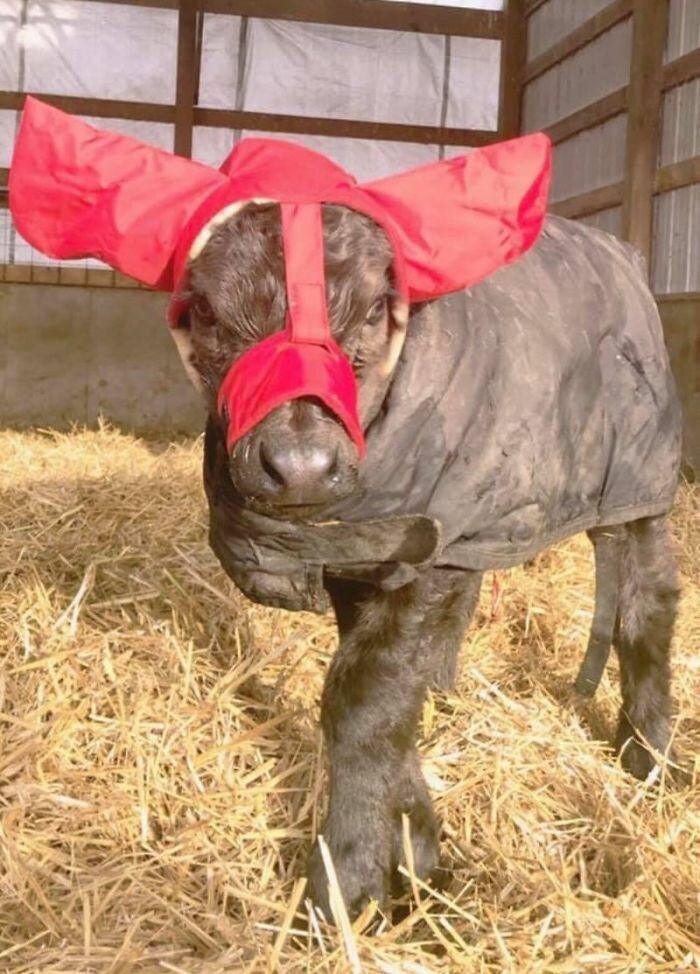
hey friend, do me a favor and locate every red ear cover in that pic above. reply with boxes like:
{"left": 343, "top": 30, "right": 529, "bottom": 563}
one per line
{"left": 9, "top": 97, "right": 226, "bottom": 289}
{"left": 10, "top": 98, "right": 551, "bottom": 303}
{"left": 362, "top": 133, "right": 552, "bottom": 302}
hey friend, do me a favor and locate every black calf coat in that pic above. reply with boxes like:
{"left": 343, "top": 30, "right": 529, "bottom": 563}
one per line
{"left": 205, "top": 216, "right": 682, "bottom": 612}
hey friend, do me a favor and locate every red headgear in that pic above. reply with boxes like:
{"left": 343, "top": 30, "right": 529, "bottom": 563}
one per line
{"left": 9, "top": 97, "right": 551, "bottom": 455}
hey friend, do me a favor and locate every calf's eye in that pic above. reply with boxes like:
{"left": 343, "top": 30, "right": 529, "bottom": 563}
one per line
{"left": 192, "top": 295, "right": 216, "bottom": 327}
{"left": 366, "top": 298, "right": 387, "bottom": 324}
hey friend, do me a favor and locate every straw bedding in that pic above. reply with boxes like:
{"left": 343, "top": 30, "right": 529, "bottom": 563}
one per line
{"left": 0, "top": 424, "right": 697, "bottom": 973}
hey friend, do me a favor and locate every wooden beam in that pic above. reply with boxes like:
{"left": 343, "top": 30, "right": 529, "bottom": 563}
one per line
{"left": 550, "top": 181, "right": 623, "bottom": 219}
{"left": 0, "top": 90, "right": 500, "bottom": 154}
{"left": 523, "top": 0, "right": 632, "bottom": 84}
{"left": 0, "top": 90, "right": 176, "bottom": 122}
{"left": 544, "top": 86, "right": 627, "bottom": 145}
{"left": 654, "top": 154, "right": 700, "bottom": 195}
{"left": 174, "top": 0, "right": 198, "bottom": 157}
{"left": 193, "top": 107, "right": 500, "bottom": 146}
{"left": 662, "top": 46, "right": 700, "bottom": 91}
{"left": 498, "top": 0, "right": 526, "bottom": 138}
{"left": 621, "top": 0, "right": 669, "bottom": 268}
{"left": 80, "top": 0, "right": 177, "bottom": 7}
{"left": 207, "top": 0, "right": 504, "bottom": 38}
{"left": 656, "top": 292, "right": 700, "bottom": 303}
{"left": 524, "top": 0, "right": 548, "bottom": 15}
{"left": 82, "top": 0, "right": 504, "bottom": 38}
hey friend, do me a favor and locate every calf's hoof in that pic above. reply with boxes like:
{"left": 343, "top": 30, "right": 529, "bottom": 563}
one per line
{"left": 615, "top": 713, "right": 670, "bottom": 781}
{"left": 306, "top": 837, "right": 390, "bottom": 922}
{"left": 390, "top": 793, "right": 442, "bottom": 894}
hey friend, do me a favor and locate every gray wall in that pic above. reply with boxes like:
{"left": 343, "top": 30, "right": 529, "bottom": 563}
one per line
{"left": 0, "top": 282, "right": 204, "bottom": 435}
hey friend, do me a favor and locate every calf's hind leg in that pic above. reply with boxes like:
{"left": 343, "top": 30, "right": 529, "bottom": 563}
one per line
{"left": 426, "top": 570, "right": 482, "bottom": 692}
{"left": 615, "top": 514, "right": 680, "bottom": 779}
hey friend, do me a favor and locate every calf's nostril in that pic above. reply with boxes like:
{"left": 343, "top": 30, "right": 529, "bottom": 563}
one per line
{"left": 258, "top": 440, "right": 341, "bottom": 493}
{"left": 259, "top": 441, "right": 288, "bottom": 488}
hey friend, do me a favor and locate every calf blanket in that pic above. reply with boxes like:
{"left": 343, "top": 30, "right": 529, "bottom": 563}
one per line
{"left": 206, "top": 216, "right": 682, "bottom": 612}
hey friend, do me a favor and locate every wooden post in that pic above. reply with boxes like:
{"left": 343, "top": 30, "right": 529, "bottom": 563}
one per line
{"left": 174, "top": 0, "right": 199, "bottom": 157}
{"left": 498, "top": 0, "right": 526, "bottom": 138}
{"left": 621, "top": 0, "right": 669, "bottom": 272}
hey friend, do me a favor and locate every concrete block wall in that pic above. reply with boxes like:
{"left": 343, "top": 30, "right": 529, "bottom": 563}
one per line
{"left": 0, "top": 283, "right": 204, "bottom": 435}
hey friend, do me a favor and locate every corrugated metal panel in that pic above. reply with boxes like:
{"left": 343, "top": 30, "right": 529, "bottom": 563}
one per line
{"left": 652, "top": 186, "right": 700, "bottom": 293}
{"left": 665, "top": 0, "right": 700, "bottom": 62}
{"left": 578, "top": 206, "right": 623, "bottom": 238}
{"left": 660, "top": 79, "right": 700, "bottom": 166}
{"left": 523, "top": 20, "right": 632, "bottom": 131}
{"left": 550, "top": 113, "right": 627, "bottom": 202}
{"left": 527, "top": 0, "right": 613, "bottom": 61}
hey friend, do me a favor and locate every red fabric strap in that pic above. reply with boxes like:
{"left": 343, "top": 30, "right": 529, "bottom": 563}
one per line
{"left": 281, "top": 203, "right": 331, "bottom": 346}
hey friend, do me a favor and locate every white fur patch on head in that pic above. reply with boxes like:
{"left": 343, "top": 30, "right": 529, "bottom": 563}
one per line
{"left": 188, "top": 198, "right": 276, "bottom": 262}
{"left": 170, "top": 325, "right": 205, "bottom": 394}
{"left": 177, "top": 198, "right": 276, "bottom": 395}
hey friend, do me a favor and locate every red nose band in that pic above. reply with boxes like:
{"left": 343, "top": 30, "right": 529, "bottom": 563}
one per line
{"left": 217, "top": 202, "right": 366, "bottom": 455}
{"left": 217, "top": 332, "right": 364, "bottom": 454}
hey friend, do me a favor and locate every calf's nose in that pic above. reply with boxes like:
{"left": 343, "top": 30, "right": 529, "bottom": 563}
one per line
{"left": 259, "top": 440, "right": 340, "bottom": 494}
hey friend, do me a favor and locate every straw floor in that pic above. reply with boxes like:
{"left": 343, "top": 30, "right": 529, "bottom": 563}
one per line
{"left": 0, "top": 424, "right": 697, "bottom": 973}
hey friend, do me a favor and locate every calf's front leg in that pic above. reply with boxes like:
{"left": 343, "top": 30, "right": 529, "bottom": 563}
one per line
{"left": 307, "top": 576, "right": 437, "bottom": 918}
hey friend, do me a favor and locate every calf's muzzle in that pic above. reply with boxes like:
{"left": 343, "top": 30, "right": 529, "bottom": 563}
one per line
{"left": 228, "top": 398, "right": 359, "bottom": 512}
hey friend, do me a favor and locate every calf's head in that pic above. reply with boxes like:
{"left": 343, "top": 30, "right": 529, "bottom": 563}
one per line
{"left": 9, "top": 103, "right": 551, "bottom": 517}
{"left": 175, "top": 203, "right": 403, "bottom": 518}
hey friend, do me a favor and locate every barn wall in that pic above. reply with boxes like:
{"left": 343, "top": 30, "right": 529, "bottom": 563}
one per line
{"left": 548, "top": 114, "right": 627, "bottom": 205}
{"left": 522, "top": 6, "right": 631, "bottom": 219}
{"left": 526, "top": 0, "right": 613, "bottom": 60}
{"left": 577, "top": 205, "right": 623, "bottom": 238}
{"left": 658, "top": 296, "right": 700, "bottom": 475}
{"left": 652, "top": 0, "right": 700, "bottom": 295}
{"left": 521, "top": 0, "right": 700, "bottom": 471}
{"left": 0, "top": 283, "right": 203, "bottom": 434}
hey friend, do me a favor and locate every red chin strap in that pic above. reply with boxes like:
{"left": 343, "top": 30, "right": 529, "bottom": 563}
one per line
{"left": 216, "top": 202, "right": 366, "bottom": 456}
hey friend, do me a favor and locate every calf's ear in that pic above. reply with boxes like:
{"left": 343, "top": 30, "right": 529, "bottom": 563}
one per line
{"left": 169, "top": 316, "right": 207, "bottom": 395}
